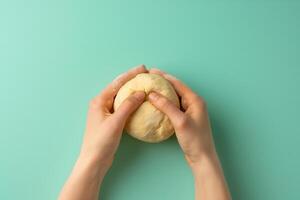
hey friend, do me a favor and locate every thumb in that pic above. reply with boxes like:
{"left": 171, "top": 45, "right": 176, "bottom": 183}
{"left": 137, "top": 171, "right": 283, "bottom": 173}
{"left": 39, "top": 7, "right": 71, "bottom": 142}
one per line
{"left": 112, "top": 91, "right": 145, "bottom": 124}
{"left": 148, "top": 92, "right": 186, "bottom": 128}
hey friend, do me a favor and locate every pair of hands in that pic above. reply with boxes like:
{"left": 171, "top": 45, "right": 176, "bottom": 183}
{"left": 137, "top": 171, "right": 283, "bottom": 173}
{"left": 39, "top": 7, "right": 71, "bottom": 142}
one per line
{"left": 80, "top": 64, "right": 217, "bottom": 173}
{"left": 60, "top": 64, "right": 230, "bottom": 200}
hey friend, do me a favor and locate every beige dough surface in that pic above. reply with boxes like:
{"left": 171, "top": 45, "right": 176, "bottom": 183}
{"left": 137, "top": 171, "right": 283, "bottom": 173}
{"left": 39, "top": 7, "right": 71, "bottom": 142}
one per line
{"left": 113, "top": 73, "right": 180, "bottom": 143}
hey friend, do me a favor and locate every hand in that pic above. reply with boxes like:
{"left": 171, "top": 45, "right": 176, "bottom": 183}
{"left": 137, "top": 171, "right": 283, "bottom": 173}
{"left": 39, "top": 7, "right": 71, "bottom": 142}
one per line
{"left": 148, "top": 68, "right": 231, "bottom": 200}
{"left": 59, "top": 66, "right": 230, "bottom": 200}
{"left": 59, "top": 65, "right": 147, "bottom": 200}
{"left": 80, "top": 65, "right": 147, "bottom": 171}
{"left": 148, "top": 68, "right": 216, "bottom": 167}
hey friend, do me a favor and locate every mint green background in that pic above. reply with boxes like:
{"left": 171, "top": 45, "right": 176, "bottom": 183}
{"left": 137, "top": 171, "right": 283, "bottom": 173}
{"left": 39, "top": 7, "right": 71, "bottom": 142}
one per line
{"left": 1, "top": 1, "right": 300, "bottom": 200}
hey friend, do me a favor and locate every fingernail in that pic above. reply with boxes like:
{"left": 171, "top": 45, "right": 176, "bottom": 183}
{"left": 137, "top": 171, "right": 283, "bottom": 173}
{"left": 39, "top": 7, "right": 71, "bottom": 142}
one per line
{"left": 134, "top": 91, "right": 145, "bottom": 101}
{"left": 135, "top": 64, "right": 146, "bottom": 70}
{"left": 148, "top": 92, "right": 159, "bottom": 101}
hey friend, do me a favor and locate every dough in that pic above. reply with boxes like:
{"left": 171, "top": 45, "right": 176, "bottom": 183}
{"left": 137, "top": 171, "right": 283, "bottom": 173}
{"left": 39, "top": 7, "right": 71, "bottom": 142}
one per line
{"left": 113, "top": 73, "right": 180, "bottom": 143}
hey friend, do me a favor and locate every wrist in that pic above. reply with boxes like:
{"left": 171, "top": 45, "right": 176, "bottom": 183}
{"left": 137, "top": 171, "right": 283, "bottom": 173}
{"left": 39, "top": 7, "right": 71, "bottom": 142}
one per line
{"left": 79, "top": 146, "right": 114, "bottom": 170}
{"left": 186, "top": 151, "right": 220, "bottom": 174}
{"left": 75, "top": 152, "right": 112, "bottom": 180}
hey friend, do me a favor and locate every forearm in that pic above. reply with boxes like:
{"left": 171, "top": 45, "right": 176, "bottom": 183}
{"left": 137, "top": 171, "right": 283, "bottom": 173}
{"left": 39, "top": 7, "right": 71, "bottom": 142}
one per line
{"left": 58, "top": 153, "right": 109, "bottom": 200}
{"left": 190, "top": 153, "right": 231, "bottom": 200}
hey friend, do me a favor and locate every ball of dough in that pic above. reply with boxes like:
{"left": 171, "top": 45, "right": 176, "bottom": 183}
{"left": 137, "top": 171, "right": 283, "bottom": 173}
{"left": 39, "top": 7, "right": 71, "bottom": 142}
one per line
{"left": 113, "top": 73, "right": 180, "bottom": 143}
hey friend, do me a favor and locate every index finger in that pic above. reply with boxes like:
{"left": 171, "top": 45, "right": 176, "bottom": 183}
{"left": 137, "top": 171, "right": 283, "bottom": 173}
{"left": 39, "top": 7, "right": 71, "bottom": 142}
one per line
{"left": 99, "top": 64, "right": 147, "bottom": 112}
{"left": 149, "top": 68, "right": 199, "bottom": 108}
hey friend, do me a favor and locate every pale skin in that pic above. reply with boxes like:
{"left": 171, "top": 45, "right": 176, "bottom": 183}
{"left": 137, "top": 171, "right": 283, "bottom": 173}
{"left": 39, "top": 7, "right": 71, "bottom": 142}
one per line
{"left": 58, "top": 65, "right": 231, "bottom": 200}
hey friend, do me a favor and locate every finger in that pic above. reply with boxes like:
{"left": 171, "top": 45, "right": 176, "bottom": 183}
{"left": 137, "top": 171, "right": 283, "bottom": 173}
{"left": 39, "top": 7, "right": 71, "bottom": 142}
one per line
{"left": 149, "top": 68, "right": 195, "bottom": 98}
{"left": 99, "top": 64, "right": 147, "bottom": 111}
{"left": 148, "top": 91, "right": 186, "bottom": 128}
{"left": 112, "top": 91, "right": 145, "bottom": 125}
{"left": 149, "top": 68, "right": 198, "bottom": 109}
{"left": 86, "top": 96, "right": 106, "bottom": 128}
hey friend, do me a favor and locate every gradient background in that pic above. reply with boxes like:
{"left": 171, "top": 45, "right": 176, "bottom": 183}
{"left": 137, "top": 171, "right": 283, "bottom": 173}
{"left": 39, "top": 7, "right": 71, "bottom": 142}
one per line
{"left": 1, "top": 1, "right": 300, "bottom": 200}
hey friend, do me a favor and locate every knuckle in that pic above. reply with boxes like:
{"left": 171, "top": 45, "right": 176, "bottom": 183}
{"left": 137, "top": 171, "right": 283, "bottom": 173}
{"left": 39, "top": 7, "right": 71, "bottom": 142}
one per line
{"left": 176, "top": 115, "right": 189, "bottom": 129}
{"left": 157, "top": 97, "right": 169, "bottom": 107}
{"left": 89, "top": 98, "right": 98, "bottom": 108}
{"left": 125, "top": 95, "right": 139, "bottom": 105}
{"left": 197, "top": 96, "right": 206, "bottom": 107}
{"left": 113, "top": 73, "right": 126, "bottom": 83}
{"left": 193, "top": 95, "right": 206, "bottom": 110}
{"left": 89, "top": 96, "right": 102, "bottom": 109}
{"left": 99, "top": 89, "right": 110, "bottom": 99}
